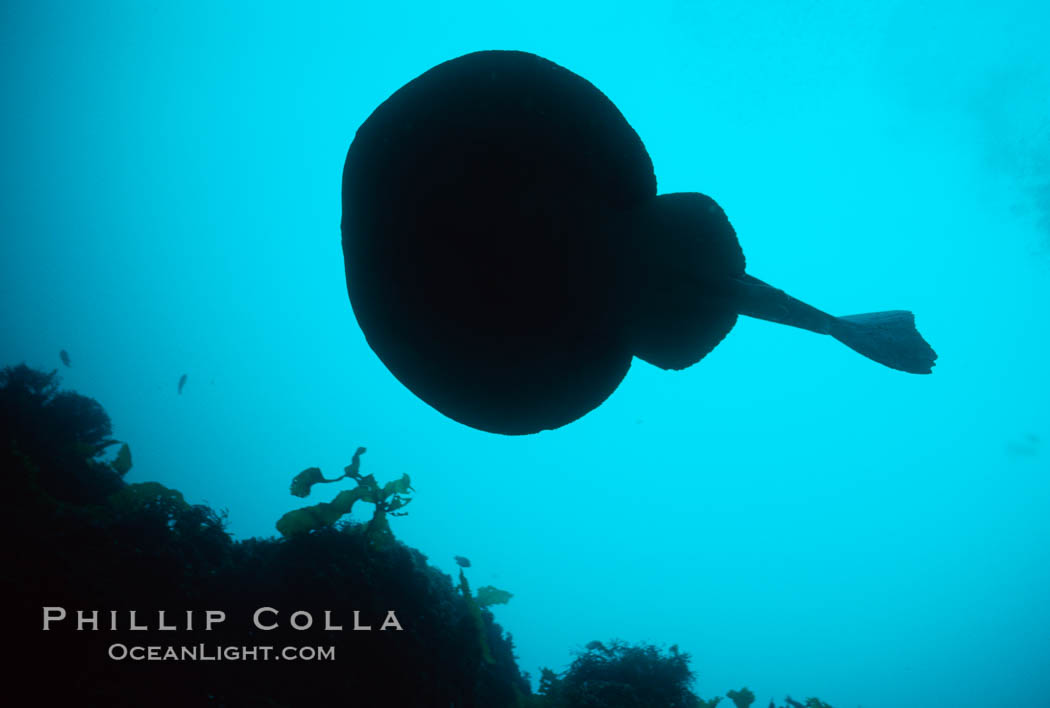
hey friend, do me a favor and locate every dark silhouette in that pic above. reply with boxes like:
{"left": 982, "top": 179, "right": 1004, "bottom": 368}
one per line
{"left": 342, "top": 50, "right": 937, "bottom": 435}
{"left": 538, "top": 640, "right": 704, "bottom": 708}
{"left": 4, "top": 364, "right": 528, "bottom": 707}
{"left": 4, "top": 363, "right": 840, "bottom": 707}
{"left": 728, "top": 686, "right": 756, "bottom": 708}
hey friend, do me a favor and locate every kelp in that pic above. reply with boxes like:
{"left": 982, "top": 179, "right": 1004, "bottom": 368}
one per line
{"left": 276, "top": 447, "right": 412, "bottom": 548}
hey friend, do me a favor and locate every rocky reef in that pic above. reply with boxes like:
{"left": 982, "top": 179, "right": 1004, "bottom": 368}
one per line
{"left": 3, "top": 363, "right": 838, "bottom": 708}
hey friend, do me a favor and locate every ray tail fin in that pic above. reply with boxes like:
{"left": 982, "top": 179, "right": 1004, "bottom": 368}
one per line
{"left": 829, "top": 311, "right": 937, "bottom": 374}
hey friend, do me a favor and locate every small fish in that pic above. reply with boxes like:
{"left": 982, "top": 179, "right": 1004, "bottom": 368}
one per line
{"left": 59, "top": 350, "right": 71, "bottom": 367}
{"left": 177, "top": 373, "right": 187, "bottom": 394}
{"left": 454, "top": 555, "right": 471, "bottom": 568}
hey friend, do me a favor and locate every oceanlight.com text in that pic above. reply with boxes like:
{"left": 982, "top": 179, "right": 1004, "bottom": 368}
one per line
{"left": 108, "top": 643, "right": 336, "bottom": 661}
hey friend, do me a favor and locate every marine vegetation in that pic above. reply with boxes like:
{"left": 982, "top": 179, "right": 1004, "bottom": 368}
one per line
{"left": 4, "top": 362, "right": 841, "bottom": 708}
{"left": 276, "top": 447, "right": 412, "bottom": 548}
{"left": 728, "top": 686, "right": 756, "bottom": 708}
{"left": 111, "top": 442, "right": 132, "bottom": 476}
{"left": 457, "top": 563, "right": 514, "bottom": 664}
{"left": 781, "top": 698, "right": 834, "bottom": 708}
{"left": 1, "top": 363, "right": 126, "bottom": 505}
{"left": 536, "top": 639, "right": 706, "bottom": 708}
{"left": 4, "top": 364, "right": 528, "bottom": 707}
{"left": 535, "top": 640, "right": 836, "bottom": 708}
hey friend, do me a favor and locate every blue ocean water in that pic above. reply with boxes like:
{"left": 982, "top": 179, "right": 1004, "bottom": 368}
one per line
{"left": 2, "top": 2, "right": 1048, "bottom": 706}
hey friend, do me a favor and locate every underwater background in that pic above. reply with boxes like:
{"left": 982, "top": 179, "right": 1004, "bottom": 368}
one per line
{"left": 2, "top": 1, "right": 1048, "bottom": 707}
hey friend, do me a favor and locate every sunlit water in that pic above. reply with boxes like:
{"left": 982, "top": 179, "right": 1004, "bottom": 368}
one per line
{"left": 3, "top": 2, "right": 1048, "bottom": 706}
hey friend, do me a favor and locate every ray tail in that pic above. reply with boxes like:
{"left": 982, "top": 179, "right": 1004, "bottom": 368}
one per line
{"left": 731, "top": 274, "right": 937, "bottom": 374}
